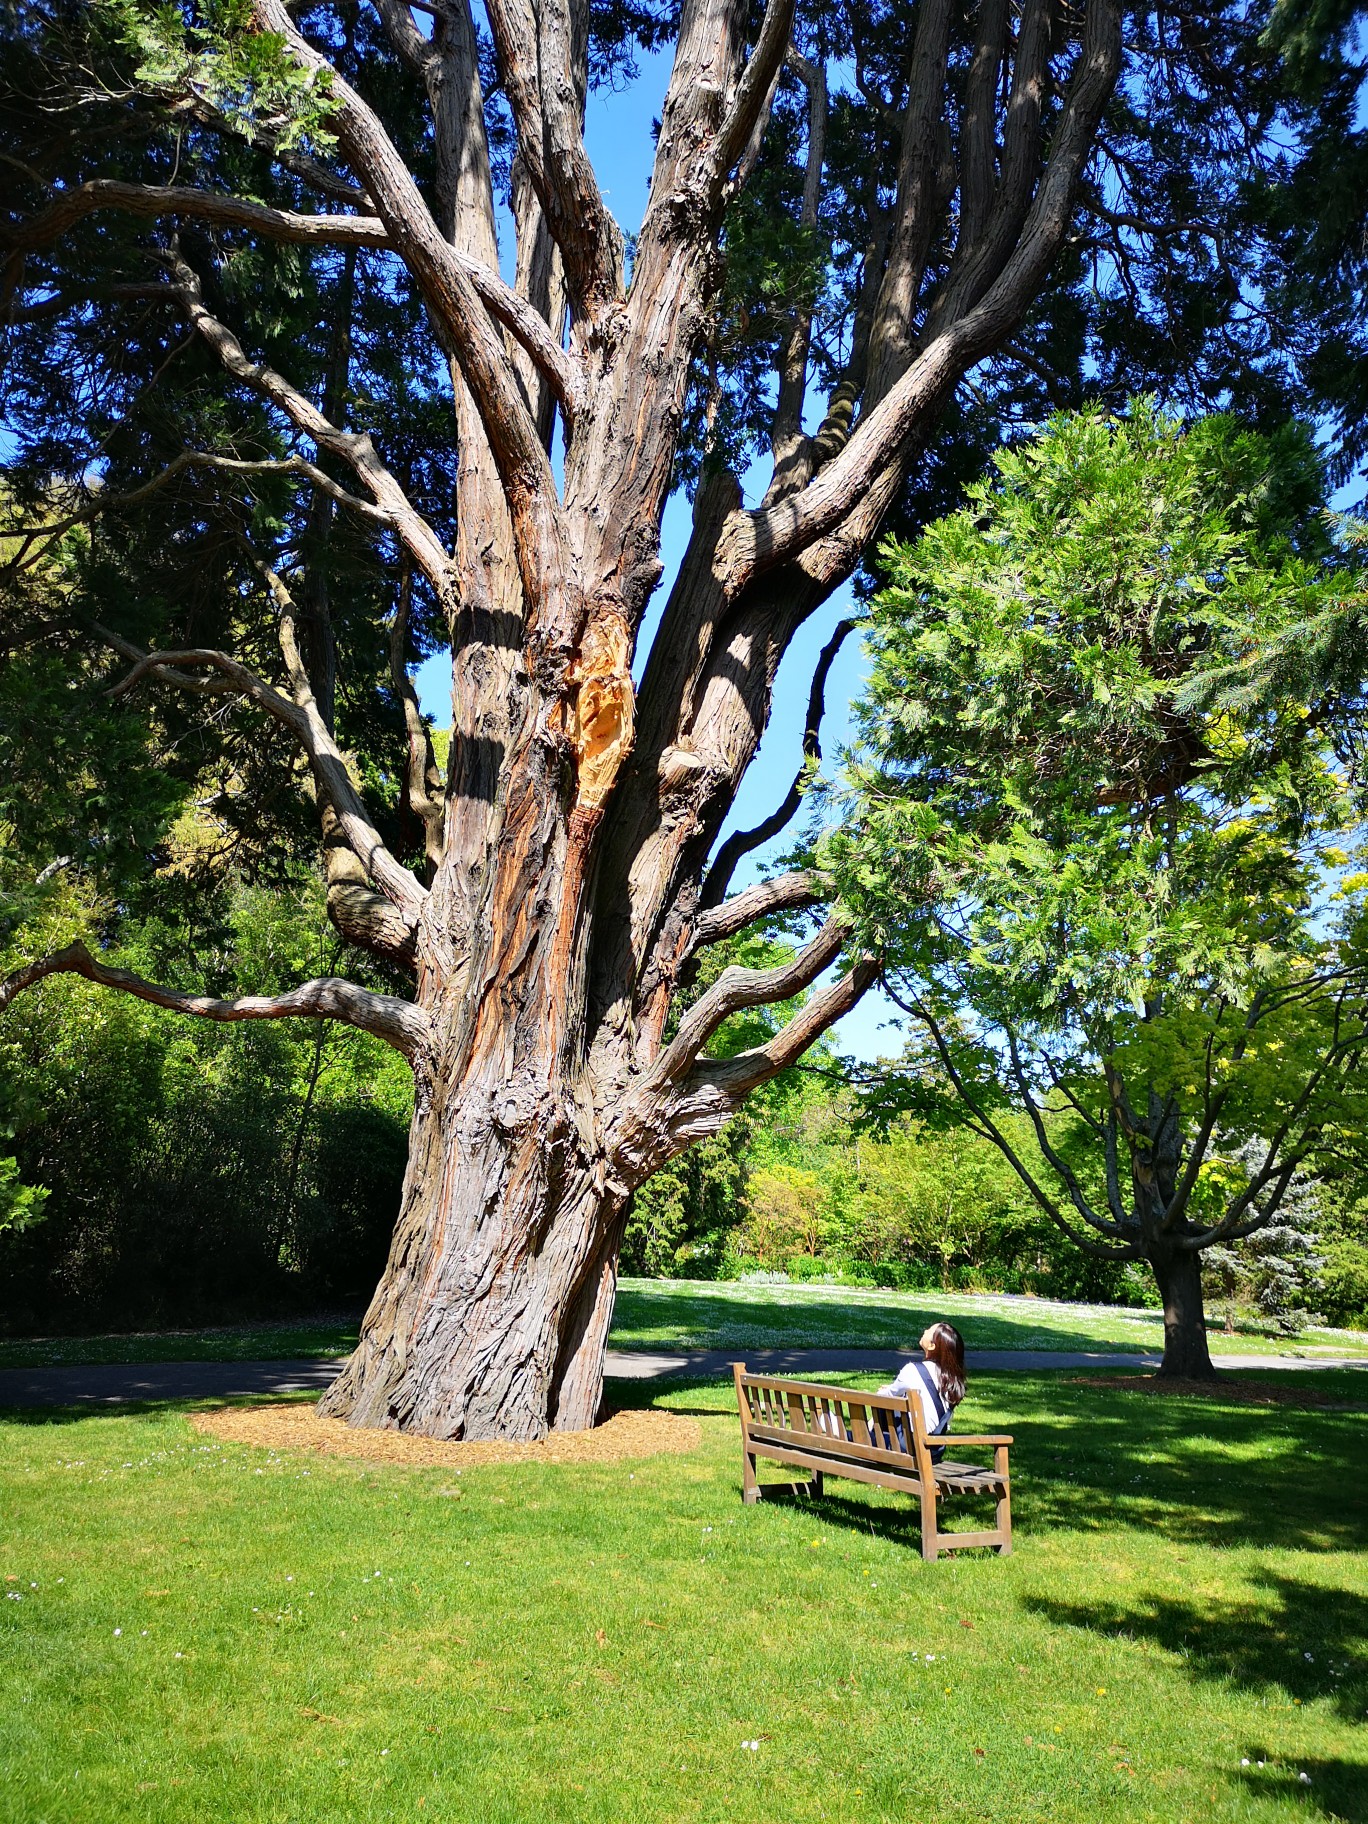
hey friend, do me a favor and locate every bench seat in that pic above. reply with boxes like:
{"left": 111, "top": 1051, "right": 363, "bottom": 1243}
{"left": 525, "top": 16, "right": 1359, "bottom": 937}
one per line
{"left": 732, "top": 1362, "right": 1013, "bottom": 1561}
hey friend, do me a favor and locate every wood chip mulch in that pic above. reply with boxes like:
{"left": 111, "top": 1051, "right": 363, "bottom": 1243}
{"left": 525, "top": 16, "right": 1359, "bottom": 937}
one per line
{"left": 1066, "top": 1375, "right": 1364, "bottom": 1410}
{"left": 190, "top": 1401, "right": 701, "bottom": 1470}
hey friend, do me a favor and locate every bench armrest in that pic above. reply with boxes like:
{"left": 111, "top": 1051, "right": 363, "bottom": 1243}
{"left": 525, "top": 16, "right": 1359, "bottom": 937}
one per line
{"left": 942, "top": 1434, "right": 1013, "bottom": 1447}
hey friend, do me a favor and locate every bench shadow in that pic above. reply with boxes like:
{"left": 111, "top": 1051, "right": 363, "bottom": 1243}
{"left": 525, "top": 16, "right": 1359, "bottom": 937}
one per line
{"left": 752, "top": 1481, "right": 1001, "bottom": 1553}
{"left": 1024, "top": 1568, "right": 1368, "bottom": 1724}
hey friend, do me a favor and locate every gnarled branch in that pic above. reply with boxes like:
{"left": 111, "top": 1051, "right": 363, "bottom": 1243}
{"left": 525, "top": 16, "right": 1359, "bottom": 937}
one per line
{"left": 2, "top": 180, "right": 390, "bottom": 254}
{"left": 169, "top": 253, "right": 453, "bottom": 597}
{"left": 689, "top": 868, "right": 823, "bottom": 953}
{"left": 1, "top": 448, "right": 390, "bottom": 578}
{"left": 0, "top": 942, "right": 429, "bottom": 1061}
{"left": 646, "top": 911, "right": 850, "bottom": 1095}
{"left": 701, "top": 615, "right": 855, "bottom": 907}
{"left": 103, "top": 626, "right": 427, "bottom": 939}
{"left": 665, "top": 955, "right": 880, "bottom": 1135}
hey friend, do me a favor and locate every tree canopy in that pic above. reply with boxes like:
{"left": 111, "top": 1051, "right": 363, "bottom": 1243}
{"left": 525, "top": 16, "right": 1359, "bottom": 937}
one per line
{"left": 833, "top": 403, "right": 1368, "bottom": 1372}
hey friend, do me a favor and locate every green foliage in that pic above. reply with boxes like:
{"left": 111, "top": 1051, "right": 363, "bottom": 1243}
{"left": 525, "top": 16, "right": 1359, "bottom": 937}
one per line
{"left": 832, "top": 404, "right": 1368, "bottom": 1317}
{"left": 101, "top": 0, "right": 339, "bottom": 150}
{"left": 0, "top": 875, "right": 412, "bottom": 1332}
{"left": 0, "top": 1151, "right": 48, "bottom": 1236}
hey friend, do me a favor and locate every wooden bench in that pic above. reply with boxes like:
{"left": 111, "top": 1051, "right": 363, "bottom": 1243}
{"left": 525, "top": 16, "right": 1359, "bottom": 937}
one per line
{"left": 732, "top": 1362, "right": 1013, "bottom": 1561}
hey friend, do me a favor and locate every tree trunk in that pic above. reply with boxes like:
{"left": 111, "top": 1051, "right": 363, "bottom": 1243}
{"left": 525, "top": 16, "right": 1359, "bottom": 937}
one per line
{"left": 319, "top": 1042, "right": 628, "bottom": 1439}
{"left": 1147, "top": 1240, "right": 1217, "bottom": 1380}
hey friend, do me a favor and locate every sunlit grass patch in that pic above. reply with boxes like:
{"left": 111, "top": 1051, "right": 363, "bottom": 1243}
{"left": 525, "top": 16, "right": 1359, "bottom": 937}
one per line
{"left": 3, "top": 1281, "right": 1365, "bottom": 1372}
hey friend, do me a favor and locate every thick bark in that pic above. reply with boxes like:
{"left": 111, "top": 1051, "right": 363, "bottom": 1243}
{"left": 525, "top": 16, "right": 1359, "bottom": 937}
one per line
{"left": 1148, "top": 1241, "right": 1218, "bottom": 1380}
{"left": 317, "top": 981, "right": 632, "bottom": 1437}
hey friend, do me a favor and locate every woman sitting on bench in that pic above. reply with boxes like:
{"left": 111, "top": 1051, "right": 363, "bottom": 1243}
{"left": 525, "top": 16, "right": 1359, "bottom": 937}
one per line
{"left": 879, "top": 1322, "right": 966, "bottom": 1463}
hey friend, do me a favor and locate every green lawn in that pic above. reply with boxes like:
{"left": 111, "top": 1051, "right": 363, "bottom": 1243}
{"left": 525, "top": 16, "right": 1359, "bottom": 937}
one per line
{"left": 3, "top": 1279, "right": 1366, "bottom": 1370}
{"left": 609, "top": 1279, "right": 1368, "bottom": 1359}
{"left": 3, "top": 1371, "right": 1365, "bottom": 1823}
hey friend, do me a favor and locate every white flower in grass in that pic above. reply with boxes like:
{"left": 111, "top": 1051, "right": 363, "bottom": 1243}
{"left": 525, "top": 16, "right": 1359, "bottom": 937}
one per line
{"left": 1299, "top": 1773, "right": 1312, "bottom": 1785}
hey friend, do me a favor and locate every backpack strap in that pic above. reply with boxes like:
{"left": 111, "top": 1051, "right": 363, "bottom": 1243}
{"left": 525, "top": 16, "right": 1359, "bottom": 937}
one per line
{"left": 910, "top": 1359, "right": 950, "bottom": 1435}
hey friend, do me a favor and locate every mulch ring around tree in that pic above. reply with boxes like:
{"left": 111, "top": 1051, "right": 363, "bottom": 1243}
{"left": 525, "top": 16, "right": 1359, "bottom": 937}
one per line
{"left": 1067, "top": 1375, "right": 1367, "bottom": 1410}
{"left": 190, "top": 1401, "right": 702, "bottom": 1470}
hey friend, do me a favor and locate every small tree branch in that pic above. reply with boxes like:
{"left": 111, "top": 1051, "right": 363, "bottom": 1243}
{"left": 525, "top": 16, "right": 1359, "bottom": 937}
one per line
{"left": 714, "top": 0, "right": 799, "bottom": 187}
{"left": 0, "top": 942, "right": 429, "bottom": 1062}
{"left": 893, "top": 986, "right": 1137, "bottom": 1258}
{"left": 12, "top": 172, "right": 581, "bottom": 420}
{"left": 169, "top": 254, "right": 453, "bottom": 597}
{"left": 700, "top": 614, "right": 854, "bottom": 907}
{"left": 1004, "top": 1033, "right": 1127, "bottom": 1239}
{"left": 689, "top": 868, "right": 823, "bottom": 952}
{"left": 674, "top": 956, "right": 880, "bottom": 1116}
{"left": 649, "top": 912, "right": 849, "bottom": 1092}
{"left": 103, "top": 627, "right": 427, "bottom": 934}
{"left": 9, "top": 180, "right": 583, "bottom": 424}
{"left": 2, "top": 449, "right": 390, "bottom": 577}
{"left": 609, "top": 956, "right": 876, "bottom": 1180}
{"left": 259, "top": 563, "right": 430, "bottom": 928}
{"left": 1, "top": 179, "right": 389, "bottom": 255}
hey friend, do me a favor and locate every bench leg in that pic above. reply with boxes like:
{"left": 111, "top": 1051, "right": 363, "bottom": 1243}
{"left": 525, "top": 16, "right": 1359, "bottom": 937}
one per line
{"left": 742, "top": 1448, "right": 759, "bottom": 1505}
{"left": 920, "top": 1488, "right": 940, "bottom": 1563}
{"left": 995, "top": 1449, "right": 1012, "bottom": 1554}
{"left": 810, "top": 1470, "right": 824, "bottom": 1499}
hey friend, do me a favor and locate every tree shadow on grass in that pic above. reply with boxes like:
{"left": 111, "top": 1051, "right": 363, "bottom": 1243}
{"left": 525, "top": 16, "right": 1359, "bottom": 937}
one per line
{"left": 1024, "top": 1568, "right": 1368, "bottom": 1723}
{"left": 973, "top": 1372, "right": 1368, "bottom": 1554}
{"left": 1235, "top": 1757, "right": 1368, "bottom": 1823}
{"left": 616, "top": 1368, "right": 1368, "bottom": 1553}
{"left": 0, "top": 1392, "right": 319, "bottom": 1427}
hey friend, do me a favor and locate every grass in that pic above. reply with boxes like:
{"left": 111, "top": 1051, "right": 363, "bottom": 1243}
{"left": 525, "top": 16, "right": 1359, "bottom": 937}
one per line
{"left": 3, "top": 1370, "right": 1366, "bottom": 1823}
{"left": 0, "top": 1318, "right": 365, "bottom": 1371}
{"left": 608, "top": 1280, "right": 1368, "bottom": 1359}
{"left": 3, "top": 1281, "right": 1366, "bottom": 1371}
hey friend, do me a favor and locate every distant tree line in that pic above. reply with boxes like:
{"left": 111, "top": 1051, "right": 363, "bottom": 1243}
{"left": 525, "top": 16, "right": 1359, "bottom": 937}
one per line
{"left": 3, "top": 873, "right": 1366, "bottom": 1334}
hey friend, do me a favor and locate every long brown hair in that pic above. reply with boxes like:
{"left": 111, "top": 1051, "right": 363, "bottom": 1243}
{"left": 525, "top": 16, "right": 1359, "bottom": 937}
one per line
{"left": 923, "top": 1322, "right": 966, "bottom": 1407}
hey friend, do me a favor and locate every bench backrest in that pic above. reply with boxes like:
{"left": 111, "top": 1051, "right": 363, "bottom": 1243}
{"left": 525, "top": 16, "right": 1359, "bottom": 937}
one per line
{"left": 732, "top": 1364, "right": 938, "bottom": 1484}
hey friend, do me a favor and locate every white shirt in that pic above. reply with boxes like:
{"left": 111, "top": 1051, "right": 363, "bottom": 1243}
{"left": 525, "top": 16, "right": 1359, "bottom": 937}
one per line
{"left": 882, "top": 1360, "right": 950, "bottom": 1438}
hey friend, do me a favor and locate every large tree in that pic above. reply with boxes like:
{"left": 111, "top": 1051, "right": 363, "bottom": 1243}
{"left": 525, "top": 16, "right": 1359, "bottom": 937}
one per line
{"left": 0, "top": 0, "right": 1312, "bottom": 1437}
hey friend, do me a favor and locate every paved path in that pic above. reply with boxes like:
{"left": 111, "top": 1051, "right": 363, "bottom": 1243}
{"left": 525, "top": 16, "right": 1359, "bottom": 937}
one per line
{"left": 0, "top": 1346, "right": 1363, "bottom": 1408}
